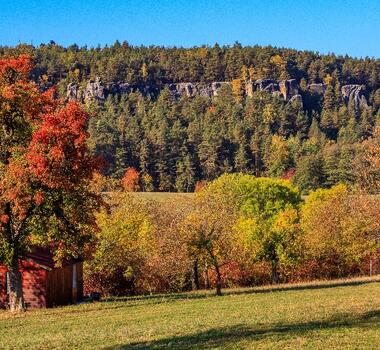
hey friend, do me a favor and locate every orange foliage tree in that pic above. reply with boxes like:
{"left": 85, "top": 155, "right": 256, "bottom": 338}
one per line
{"left": 122, "top": 167, "right": 140, "bottom": 192}
{"left": 0, "top": 56, "right": 101, "bottom": 311}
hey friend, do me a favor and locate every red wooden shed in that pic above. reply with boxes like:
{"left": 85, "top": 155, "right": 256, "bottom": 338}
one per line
{"left": 0, "top": 247, "right": 83, "bottom": 309}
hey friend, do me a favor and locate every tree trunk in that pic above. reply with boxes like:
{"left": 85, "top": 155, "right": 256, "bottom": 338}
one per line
{"left": 271, "top": 260, "right": 279, "bottom": 284}
{"left": 204, "top": 261, "right": 210, "bottom": 289}
{"left": 214, "top": 264, "right": 222, "bottom": 296}
{"left": 369, "top": 258, "right": 373, "bottom": 276}
{"left": 191, "top": 259, "right": 200, "bottom": 290}
{"left": 8, "top": 259, "right": 25, "bottom": 312}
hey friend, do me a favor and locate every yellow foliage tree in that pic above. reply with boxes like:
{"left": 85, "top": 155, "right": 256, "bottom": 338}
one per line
{"left": 301, "top": 184, "right": 380, "bottom": 275}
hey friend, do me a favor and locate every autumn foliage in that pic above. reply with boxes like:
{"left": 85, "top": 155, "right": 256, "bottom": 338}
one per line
{"left": 85, "top": 173, "right": 380, "bottom": 297}
{"left": 121, "top": 167, "right": 140, "bottom": 192}
{"left": 27, "top": 102, "right": 96, "bottom": 189}
{"left": 0, "top": 55, "right": 101, "bottom": 311}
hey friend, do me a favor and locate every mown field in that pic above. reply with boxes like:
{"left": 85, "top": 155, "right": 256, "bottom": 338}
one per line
{"left": 1, "top": 277, "right": 380, "bottom": 349}
{"left": 133, "top": 192, "right": 194, "bottom": 203}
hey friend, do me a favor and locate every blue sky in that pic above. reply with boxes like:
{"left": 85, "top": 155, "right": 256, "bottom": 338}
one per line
{"left": 1, "top": 0, "right": 379, "bottom": 57}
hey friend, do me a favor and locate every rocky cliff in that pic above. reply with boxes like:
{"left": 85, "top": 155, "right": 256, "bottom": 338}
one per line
{"left": 341, "top": 84, "right": 368, "bottom": 110}
{"left": 66, "top": 77, "right": 369, "bottom": 110}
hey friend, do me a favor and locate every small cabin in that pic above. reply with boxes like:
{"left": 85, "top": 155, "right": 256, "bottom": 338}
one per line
{"left": 0, "top": 247, "right": 83, "bottom": 309}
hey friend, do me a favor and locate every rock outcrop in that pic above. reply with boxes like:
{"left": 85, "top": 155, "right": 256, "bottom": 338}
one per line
{"left": 168, "top": 82, "right": 230, "bottom": 98}
{"left": 168, "top": 82, "right": 196, "bottom": 98}
{"left": 66, "top": 77, "right": 302, "bottom": 104}
{"left": 279, "top": 79, "right": 299, "bottom": 100}
{"left": 252, "top": 79, "right": 300, "bottom": 102}
{"left": 255, "top": 79, "right": 279, "bottom": 94}
{"left": 67, "top": 82, "right": 80, "bottom": 101}
{"left": 108, "top": 82, "right": 132, "bottom": 95}
{"left": 307, "top": 83, "right": 326, "bottom": 95}
{"left": 84, "top": 77, "right": 106, "bottom": 103}
{"left": 67, "top": 79, "right": 153, "bottom": 103}
{"left": 67, "top": 79, "right": 234, "bottom": 102}
{"left": 66, "top": 78, "right": 370, "bottom": 111}
{"left": 341, "top": 84, "right": 368, "bottom": 110}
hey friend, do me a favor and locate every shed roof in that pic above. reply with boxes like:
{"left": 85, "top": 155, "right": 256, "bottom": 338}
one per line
{"left": 25, "top": 246, "right": 82, "bottom": 270}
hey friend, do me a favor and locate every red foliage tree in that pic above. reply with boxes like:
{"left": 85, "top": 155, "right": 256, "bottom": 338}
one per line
{"left": 0, "top": 56, "right": 101, "bottom": 311}
{"left": 122, "top": 167, "right": 140, "bottom": 192}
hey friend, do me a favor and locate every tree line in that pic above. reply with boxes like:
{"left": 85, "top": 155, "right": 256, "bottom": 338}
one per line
{"left": 85, "top": 173, "right": 380, "bottom": 297}
{"left": 1, "top": 41, "right": 379, "bottom": 88}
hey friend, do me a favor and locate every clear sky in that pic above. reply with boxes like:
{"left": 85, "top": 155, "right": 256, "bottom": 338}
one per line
{"left": 1, "top": 0, "right": 379, "bottom": 58}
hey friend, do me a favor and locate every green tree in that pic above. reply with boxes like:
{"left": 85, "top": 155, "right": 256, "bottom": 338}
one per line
{"left": 235, "top": 178, "right": 302, "bottom": 283}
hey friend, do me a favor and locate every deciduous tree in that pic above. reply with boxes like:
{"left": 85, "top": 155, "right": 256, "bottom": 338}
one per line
{"left": 122, "top": 167, "right": 140, "bottom": 192}
{"left": 0, "top": 56, "right": 101, "bottom": 311}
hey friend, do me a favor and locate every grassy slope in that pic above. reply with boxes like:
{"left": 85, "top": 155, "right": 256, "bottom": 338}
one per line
{"left": 133, "top": 192, "right": 194, "bottom": 203}
{"left": 1, "top": 277, "right": 380, "bottom": 349}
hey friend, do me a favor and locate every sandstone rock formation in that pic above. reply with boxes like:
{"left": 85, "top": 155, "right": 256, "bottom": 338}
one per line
{"left": 279, "top": 79, "right": 299, "bottom": 101}
{"left": 168, "top": 82, "right": 230, "bottom": 98}
{"left": 211, "top": 82, "right": 230, "bottom": 96}
{"left": 66, "top": 82, "right": 80, "bottom": 101}
{"left": 66, "top": 77, "right": 370, "bottom": 111}
{"left": 168, "top": 82, "right": 196, "bottom": 98}
{"left": 341, "top": 84, "right": 368, "bottom": 110}
{"left": 67, "top": 79, "right": 234, "bottom": 102}
{"left": 253, "top": 79, "right": 300, "bottom": 102}
{"left": 255, "top": 79, "right": 279, "bottom": 94}
{"left": 84, "top": 77, "right": 106, "bottom": 103}
{"left": 109, "top": 82, "right": 132, "bottom": 95}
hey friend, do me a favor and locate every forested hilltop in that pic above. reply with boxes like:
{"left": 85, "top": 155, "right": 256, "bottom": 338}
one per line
{"left": 2, "top": 42, "right": 379, "bottom": 192}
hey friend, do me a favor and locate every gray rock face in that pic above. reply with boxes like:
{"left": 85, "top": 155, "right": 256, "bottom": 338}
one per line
{"left": 169, "top": 83, "right": 196, "bottom": 97}
{"left": 168, "top": 82, "right": 230, "bottom": 98}
{"left": 67, "top": 76, "right": 302, "bottom": 103}
{"left": 197, "top": 84, "right": 214, "bottom": 98}
{"left": 67, "top": 78, "right": 375, "bottom": 112}
{"left": 211, "top": 82, "right": 230, "bottom": 96}
{"left": 84, "top": 77, "right": 106, "bottom": 103}
{"left": 253, "top": 79, "right": 300, "bottom": 102}
{"left": 307, "top": 83, "right": 326, "bottom": 95}
{"left": 255, "top": 79, "right": 279, "bottom": 93}
{"left": 65, "top": 76, "right": 373, "bottom": 113}
{"left": 341, "top": 84, "right": 368, "bottom": 110}
{"left": 66, "top": 82, "right": 80, "bottom": 101}
{"left": 279, "top": 79, "right": 299, "bottom": 101}
{"left": 67, "top": 79, "right": 136, "bottom": 103}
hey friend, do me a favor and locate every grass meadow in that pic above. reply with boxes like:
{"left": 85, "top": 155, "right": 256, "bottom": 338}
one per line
{"left": 1, "top": 276, "right": 380, "bottom": 349}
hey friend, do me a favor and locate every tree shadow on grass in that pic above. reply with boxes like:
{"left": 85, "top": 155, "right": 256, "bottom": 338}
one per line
{"left": 100, "top": 278, "right": 380, "bottom": 309}
{"left": 224, "top": 278, "right": 380, "bottom": 297}
{"left": 102, "top": 310, "right": 380, "bottom": 350}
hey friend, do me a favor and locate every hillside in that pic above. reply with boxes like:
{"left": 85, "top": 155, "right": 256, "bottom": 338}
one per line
{"left": 1, "top": 276, "right": 380, "bottom": 349}
{"left": 1, "top": 44, "right": 380, "bottom": 193}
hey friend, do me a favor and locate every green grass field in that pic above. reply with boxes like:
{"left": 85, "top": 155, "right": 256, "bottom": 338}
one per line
{"left": 1, "top": 276, "right": 380, "bottom": 349}
{"left": 133, "top": 192, "right": 194, "bottom": 203}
